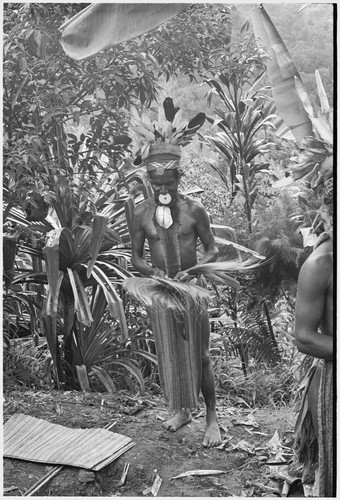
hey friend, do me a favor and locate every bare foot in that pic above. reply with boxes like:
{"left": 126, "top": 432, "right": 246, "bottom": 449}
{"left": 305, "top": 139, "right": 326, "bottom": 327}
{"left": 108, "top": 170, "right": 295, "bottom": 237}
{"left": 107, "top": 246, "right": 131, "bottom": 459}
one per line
{"left": 163, "top": 410, "right": 192, "bottom": 432}
{"left": 202, "top": 420, "right": 221, "bottom": 448}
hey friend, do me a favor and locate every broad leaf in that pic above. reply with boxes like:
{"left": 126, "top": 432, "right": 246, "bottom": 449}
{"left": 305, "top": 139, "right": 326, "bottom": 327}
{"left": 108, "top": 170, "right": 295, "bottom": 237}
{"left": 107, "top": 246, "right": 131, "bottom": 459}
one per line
{"left": 42, "top": 229, "right": 64, "bottom": 300}
{"left": 67, "top": 268, "right": 93, "bottom": 326}
{"left": 251, "top": 6, "right": 313, "bottom": 144}
{"left": 90, "top": 366, "right": 117, "bottom": 394}
{"left": 90, "top": 264, "right": 128, "bottom": 339}
{"left": 107, "top": 359, "right": 145, "bottom": 391}
{"left": 60, "top": 4, "right": 188, "bottom": 60}
{"left": 87, "top": 214, "right": 109, "bottom": 279}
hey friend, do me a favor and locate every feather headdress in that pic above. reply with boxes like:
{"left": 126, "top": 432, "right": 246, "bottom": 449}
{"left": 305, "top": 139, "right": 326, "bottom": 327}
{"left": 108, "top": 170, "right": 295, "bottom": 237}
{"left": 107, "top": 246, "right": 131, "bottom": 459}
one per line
{"left": 130, "top": 98, "right": 205, "bottom": 173}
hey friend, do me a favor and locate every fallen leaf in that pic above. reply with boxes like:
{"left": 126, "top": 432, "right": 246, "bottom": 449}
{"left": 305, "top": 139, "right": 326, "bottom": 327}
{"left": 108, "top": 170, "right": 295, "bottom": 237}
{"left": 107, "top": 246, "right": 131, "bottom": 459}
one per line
{"left": 150, "top": 473, "right": 162, "bottom": 496}
{"left": 4, "top": 486, "right": 18, "bottom": 493}
{"left": 171, "top": 469, "right": 226, "bottom": 480}
{"left": 267, "top": 430, "right": 282, "bottom": 451}
{"left": 156, "top": 414, "right": 166, "bottom": 421}
{"left": 232, "top": 439, "right": 255, "bottom": 454}
{"left": 219, "top": 425, "right": 230, "bottom": 434}
{"left": 266, "top": 430, "right": 287, "bottom": 462}
{"left": 243, "top": 427, "right": 254, "bottom": 435}
{"left": 193, "top": 410, "right": 205, "bottom": 419}
{"left": 216, "top": 437, "right": 232, "bottom": 450}
{"left": 245, "top": 480, "right": 280, "bottom": 494}
{"left": 231, "top": 416, "right": 259, "bottom": 428}
{"left": 241, "top": 487, "right": 255, "bottom": 496}
{"left": 269, "top": 464, "right": 298, "bottom": 483}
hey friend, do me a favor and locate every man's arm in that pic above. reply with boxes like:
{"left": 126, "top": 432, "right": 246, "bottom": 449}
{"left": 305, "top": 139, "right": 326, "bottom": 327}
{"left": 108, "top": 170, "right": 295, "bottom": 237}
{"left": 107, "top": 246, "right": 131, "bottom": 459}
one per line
{"left": 130, "top": 206, "right": 164, "bottom": 277}
{"left": 294, "top": 253, "right": 333, "bottom": 360}
{"left": 175, "top": 201, "right": 218, "bottom": 282}
{"left": 193, "top": 202, "right": 219, "bottom": 265}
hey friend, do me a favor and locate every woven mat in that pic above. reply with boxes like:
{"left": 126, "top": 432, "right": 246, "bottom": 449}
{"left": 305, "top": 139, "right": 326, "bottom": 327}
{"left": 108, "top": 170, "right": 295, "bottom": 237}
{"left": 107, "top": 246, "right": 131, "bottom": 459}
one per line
{"left": 4, "top": 413, "right": 135, "bottom": 471}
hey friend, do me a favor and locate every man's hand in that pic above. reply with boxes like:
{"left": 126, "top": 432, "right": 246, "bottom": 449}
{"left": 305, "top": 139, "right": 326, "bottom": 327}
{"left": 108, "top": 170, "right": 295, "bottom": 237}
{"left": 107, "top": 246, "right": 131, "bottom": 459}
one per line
{"left": 151, "top": 267, "right": 166, "bottom": 278}
{"left": 174, "top": 270, "right": 195, "bottom": 282}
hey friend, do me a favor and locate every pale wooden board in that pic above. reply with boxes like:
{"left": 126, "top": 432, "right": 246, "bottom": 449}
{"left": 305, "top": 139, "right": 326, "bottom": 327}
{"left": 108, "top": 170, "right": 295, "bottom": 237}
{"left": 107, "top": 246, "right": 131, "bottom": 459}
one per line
{"left": 4, "top": 413, "right": 135, "bottom": 471}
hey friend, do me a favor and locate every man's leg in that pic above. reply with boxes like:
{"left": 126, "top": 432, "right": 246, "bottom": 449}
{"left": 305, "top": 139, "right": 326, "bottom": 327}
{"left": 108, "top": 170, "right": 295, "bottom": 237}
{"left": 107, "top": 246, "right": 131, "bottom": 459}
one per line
{"left": 201, "top": 313, "right": 221, "bottom": 448}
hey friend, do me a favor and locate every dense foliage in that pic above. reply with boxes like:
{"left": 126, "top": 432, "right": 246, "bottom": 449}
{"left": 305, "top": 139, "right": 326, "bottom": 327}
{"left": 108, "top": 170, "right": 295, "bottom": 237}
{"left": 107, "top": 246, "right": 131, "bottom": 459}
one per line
{"left": 3, "top": 3, "right": 333, "bottom": 404}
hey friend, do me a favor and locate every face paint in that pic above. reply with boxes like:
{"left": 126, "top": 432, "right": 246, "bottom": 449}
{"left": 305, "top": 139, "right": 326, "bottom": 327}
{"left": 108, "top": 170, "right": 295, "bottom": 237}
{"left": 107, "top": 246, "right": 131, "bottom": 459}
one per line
{"left": 149, "top": 170, "right": 180, "bottom": 208}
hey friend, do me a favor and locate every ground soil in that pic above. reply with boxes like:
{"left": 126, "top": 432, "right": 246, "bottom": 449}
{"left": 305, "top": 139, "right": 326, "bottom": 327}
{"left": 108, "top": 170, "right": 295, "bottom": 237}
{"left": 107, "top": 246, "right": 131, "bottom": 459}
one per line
{"left": 3, "top": 388, "right": 302, "bottom": 497}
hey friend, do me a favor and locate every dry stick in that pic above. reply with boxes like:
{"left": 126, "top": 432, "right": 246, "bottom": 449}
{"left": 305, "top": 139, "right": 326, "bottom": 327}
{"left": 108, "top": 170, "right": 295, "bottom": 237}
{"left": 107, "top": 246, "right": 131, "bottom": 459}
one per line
{"left": 23, "top": 466, "right": 63, "bottom": 497}
{"left": 22, "top": 421, "right": 117, "bottom": 496}
{"left": 119, "top": 462, "right": 130, "bottom": 486}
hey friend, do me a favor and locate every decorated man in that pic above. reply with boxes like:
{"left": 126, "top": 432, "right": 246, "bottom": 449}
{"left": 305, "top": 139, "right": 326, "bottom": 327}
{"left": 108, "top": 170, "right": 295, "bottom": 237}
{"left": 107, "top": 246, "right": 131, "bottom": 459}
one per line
{"left": 123, "top": 99, "right": 222, "bottom": 447}
{"left": 123, "top": 98, "right": 260, "bottom": 448}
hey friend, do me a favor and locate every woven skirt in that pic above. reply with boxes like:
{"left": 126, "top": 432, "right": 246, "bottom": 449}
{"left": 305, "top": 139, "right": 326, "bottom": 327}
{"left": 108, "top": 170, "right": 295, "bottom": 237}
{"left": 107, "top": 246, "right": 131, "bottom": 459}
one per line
{"left": 150, "top": 302, "right": 205, "bottom": 411}
{"left": 318, "top": 360, "right": 334, "bottom": 496}
{"left": 293, "top": 359, "right": 334, "bottom": 495}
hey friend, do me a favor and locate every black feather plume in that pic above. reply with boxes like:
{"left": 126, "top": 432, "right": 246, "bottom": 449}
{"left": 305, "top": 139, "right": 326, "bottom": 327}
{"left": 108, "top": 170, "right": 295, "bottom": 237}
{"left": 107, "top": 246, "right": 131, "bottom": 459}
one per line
{"left": 163, "top": 97, "right": 180, "bottom": 122}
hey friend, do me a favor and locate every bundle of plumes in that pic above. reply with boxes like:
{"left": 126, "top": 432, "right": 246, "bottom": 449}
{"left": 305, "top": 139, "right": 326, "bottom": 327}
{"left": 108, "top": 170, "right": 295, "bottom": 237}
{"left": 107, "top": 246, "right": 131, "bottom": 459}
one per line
{"left": 130, "top": 97, "right": 206, "bottom": 165}
{"left": 185, "top": 258, "right": 263, "bottom": 288}
{"left": 123, "top": 258, "right": 264, "bottom": 313}
{"left": 123, "top": 276, "right": 210, "bottom": 320}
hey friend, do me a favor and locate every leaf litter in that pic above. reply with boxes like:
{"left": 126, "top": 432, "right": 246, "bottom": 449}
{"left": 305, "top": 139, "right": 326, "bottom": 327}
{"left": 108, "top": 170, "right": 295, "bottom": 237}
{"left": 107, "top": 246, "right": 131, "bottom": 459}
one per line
{"left": 3, "top": 389, "right": 297, "bottom": 497}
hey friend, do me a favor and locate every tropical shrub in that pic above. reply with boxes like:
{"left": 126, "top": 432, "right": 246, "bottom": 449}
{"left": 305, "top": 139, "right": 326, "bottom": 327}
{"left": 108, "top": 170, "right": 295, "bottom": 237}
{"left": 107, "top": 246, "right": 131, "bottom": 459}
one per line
{"left": 201, "top": 30, "right": 281, "bottom": 233}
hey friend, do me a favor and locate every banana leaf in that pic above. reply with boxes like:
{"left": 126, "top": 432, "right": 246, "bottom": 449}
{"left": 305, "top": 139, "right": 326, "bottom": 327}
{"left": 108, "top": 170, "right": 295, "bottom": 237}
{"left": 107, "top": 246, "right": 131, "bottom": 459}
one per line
{"left": 294, "top": 76, "right": 333, "bottom": 143}
{"left": 60, "top": 3, "right": 188, "bottom": 60}
{"left": 251, "top": 6, "right": 313, "bottom": 144}
{"left": 315, "top": 70, "right": 330, "bottom": 115}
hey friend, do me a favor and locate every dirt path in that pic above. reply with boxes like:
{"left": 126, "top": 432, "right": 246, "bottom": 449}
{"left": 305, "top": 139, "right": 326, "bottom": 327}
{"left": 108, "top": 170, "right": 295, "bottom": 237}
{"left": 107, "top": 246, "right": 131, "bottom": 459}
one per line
{"left": 3, "top": 388, "right": 299, "bottom": 497}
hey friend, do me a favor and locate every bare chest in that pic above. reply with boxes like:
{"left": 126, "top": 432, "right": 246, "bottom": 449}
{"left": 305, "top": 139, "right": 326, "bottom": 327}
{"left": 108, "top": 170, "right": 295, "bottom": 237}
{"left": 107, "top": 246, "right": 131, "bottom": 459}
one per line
{"left": 143, "top": 205, "right": 196, "bottom": 242}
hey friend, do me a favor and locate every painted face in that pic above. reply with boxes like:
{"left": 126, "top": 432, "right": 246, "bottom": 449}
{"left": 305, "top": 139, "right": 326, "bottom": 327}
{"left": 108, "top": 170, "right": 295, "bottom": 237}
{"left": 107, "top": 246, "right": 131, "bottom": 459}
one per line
{"left": 149, "top": 170, "right": 180, "bottom": 206}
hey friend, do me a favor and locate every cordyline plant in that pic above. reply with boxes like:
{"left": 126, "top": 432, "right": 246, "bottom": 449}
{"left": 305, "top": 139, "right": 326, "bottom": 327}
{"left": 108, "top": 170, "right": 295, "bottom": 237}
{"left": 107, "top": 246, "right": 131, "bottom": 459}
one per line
{"left": 201, "top": 31, "right": 283, "bottom": 234}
